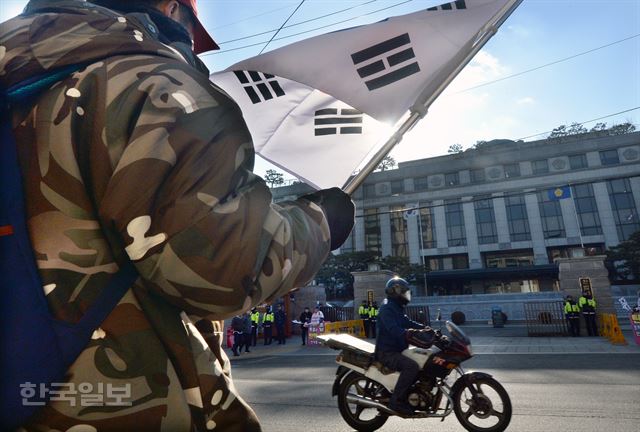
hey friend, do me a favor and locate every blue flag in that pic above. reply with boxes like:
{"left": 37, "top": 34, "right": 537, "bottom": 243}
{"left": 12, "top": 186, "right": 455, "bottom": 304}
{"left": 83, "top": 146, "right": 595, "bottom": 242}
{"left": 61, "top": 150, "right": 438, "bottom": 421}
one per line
{"left": 548, "top": 186, "right": 571, "bottom": 200}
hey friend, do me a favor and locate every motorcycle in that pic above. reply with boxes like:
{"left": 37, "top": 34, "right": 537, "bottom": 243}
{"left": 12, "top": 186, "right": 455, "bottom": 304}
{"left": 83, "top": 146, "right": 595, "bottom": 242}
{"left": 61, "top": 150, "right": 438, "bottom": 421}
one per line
{"left": 318, "top": 321, "right": 512, "bottom": 432}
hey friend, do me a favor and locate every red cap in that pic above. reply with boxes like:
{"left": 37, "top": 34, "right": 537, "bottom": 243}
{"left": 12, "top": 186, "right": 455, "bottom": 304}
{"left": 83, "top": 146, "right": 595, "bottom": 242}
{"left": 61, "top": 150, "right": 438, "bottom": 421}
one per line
{"left": 176, "top": 0, "right": 219, "bottom": 54}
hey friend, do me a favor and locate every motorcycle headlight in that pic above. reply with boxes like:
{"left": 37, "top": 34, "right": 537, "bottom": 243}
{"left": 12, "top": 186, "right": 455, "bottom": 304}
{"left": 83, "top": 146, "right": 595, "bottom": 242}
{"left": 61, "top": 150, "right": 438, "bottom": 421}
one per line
{"left": 466, "top": 344, "right": 473, "bottom": 356}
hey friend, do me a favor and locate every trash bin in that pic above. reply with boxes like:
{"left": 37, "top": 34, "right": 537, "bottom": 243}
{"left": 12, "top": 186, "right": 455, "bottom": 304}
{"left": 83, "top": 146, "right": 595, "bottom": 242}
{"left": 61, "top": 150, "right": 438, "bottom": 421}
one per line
{"left": 491, "top": 306, "right": 504, "bottom": 328}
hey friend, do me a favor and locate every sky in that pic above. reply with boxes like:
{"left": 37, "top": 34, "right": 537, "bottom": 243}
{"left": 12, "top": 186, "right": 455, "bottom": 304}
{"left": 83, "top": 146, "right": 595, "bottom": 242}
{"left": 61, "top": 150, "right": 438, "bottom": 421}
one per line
{"left": 2, "top": 0, "right": 639, "bottom": 183}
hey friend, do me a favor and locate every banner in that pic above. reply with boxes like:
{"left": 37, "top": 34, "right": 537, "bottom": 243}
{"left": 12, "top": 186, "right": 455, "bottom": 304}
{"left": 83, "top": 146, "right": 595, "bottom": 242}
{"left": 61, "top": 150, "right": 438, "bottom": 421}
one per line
{"left": 323, "top": 320, "right": 366, "bottom": 338}
{"left": 210, "top": 0, "right": 520, "bottom": 189}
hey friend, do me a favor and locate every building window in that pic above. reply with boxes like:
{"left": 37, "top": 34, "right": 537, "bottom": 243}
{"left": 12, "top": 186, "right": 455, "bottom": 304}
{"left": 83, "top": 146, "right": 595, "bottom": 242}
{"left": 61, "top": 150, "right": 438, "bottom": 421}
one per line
{"left": 427, "top": 254, "right": 469, "bottom": 271}
{"left": 600, "top": 150, "right": 620, "bottom": 165}
{"left": 444, "top": 172, "right": 459, "bottom": 186}
{"left": 474, "top": 196, "right": 498, "bottom": 244}
{"left": 470, "top": 168, "right": 485, "bottom": 183}
{"left": 572, "top": 183, "right": 602, "bottom": 236}
{"left": 532, "top": 160, "right": 549, "bottom": 175}
{"left": 483, "top": 279, "right": 540, "bottom": 294}
{"left": 419, "top": 206, "right": 437, "bottom": 249}
{"left": 607, "top": 178, "right": 640, "bottom": 241}
{"left": 547, "top": 244, "right": 605, "bottom": 263}
{"left": 445, "top": 200, "right": 466, "bottom": 247}
{"left": 364, "top": 208, "right": 381, "bottom": 256}
{"left": 390, "top": 206, "right": 408, "bottom": 258}
{"left": 390, "top": 180, "right": 404, "bottom": 195}
{"left": 364, "top": 184, "right": 376, "bottom": 199}
{"left": 568, "top": 154, "right": 587, "bottom": 170}
{"left": 340, "top": 230, "right": 355, "bottom": 254}
{"left": 504, "top": 163, "right": 521, "bottom": 178}
{"left": 505, "top": 194, "right": 531, "bottom": 241}
{"left": 414, "top": 176, "right": 429, "bottom": 191}
{"left": 537, "top": 191, "right": 565, "bottom": 238}
{"left": 483, "top": 249, "right": 534, "bottom": 268}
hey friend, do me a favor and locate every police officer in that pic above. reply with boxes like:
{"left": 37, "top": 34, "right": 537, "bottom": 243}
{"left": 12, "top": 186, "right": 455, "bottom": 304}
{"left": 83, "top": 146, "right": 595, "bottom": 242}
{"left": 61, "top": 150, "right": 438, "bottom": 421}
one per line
{"left": 275, "top": 304, "right": 287, "bottom": 345}
{"left": 368, "top": 301, "right": 379, "bottom": 338}
{"left": 231, "top": 314, "right": 244, "bottom": 357}
{"left": 263, "top": 306, "right": 274, "bottom": 345}
{"left": 564, "top": 295, "right": 580, "bottom": 337}
{"left": 579, "top": 291, "right": 598, "bottom": 336}
{"left": 250, "top": 307, "right": 260, "bottom": 347}
{"left": 359, "top": 300, "right": 370, "bottom": 339}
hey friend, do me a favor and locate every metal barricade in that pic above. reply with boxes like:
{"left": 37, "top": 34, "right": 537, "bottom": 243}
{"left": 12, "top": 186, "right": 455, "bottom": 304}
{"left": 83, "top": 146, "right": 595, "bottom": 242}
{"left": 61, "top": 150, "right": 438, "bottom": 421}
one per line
{"left": 405, "top": 305, "right": 431, "bottom": 327}
{"left": 524, "top": 301, "right": 568, "bottom": 336}
{"left": 320, "top": 306, "right": 354, "bottom": 322}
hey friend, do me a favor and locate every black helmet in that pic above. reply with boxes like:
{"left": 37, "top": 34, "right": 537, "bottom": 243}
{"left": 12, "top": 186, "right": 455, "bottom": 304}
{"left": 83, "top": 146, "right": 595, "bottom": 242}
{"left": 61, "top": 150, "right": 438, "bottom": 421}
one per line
{"left": 385, "top": 277, "right": 411, "bottom": 305}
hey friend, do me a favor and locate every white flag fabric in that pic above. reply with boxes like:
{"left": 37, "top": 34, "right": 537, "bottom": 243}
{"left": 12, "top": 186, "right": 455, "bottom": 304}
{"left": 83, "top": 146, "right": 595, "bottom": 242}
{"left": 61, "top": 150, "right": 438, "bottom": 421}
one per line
{"left": 209, "top": 71, "right": 389, "bottom": 189}
{"left": 210, "top": 0, "right": 518, "bottom": 189}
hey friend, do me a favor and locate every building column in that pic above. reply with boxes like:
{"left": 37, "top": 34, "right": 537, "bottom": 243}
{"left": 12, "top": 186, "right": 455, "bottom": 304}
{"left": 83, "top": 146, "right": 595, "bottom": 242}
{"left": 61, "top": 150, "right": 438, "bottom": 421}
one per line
{"left": 493, "top": 196, "right": 510, "bottom": 244}
{"left": 380, "top": 206, "right": 392, "bottom": 258}
{"left": 592, "top": 182, "right": 619, "bottom": 247}
{"left": 407, "top": 210, "right": 421, "bottom": 264}
{"left": 355, "top": 207, "right": 365, "bottom": 251}
{"left": 524, "top": 192, "right": 548, "bottom": 264}
{"left": 434, "top": 200, "right": 448, "bottom": 249}
{"left": 629, "top": 176, "right": 640, "bottom": 219}
{"left": 462, "top": 198, "right": 482, "bottom": 269}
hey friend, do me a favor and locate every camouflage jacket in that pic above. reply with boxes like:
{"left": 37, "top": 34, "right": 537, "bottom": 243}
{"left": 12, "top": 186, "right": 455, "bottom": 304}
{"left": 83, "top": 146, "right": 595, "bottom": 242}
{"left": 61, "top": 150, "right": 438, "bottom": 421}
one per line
{"left": 0, "top": 1, "right": 331, "bottom": 431}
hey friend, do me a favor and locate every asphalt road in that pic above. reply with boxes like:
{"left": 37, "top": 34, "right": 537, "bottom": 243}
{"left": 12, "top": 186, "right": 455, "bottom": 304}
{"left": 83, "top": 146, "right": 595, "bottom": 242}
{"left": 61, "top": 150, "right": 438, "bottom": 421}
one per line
{"left": 231, "top": 350, "right": 640, "bottom": 432}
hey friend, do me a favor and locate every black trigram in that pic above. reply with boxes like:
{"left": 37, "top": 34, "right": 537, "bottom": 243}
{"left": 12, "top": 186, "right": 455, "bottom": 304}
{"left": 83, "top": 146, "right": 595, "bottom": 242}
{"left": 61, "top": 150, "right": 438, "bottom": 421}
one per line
{"left": 427, "top": 0, "right": 467, "bottom": 11}
{"left": 351, "top": 33, "right": 420, "bottom": 91}
{"left": 314, "top": 108, "right": 363, "bottom": 136}
{"left": 234, "top": 70, "right": 285, "bottom": 104}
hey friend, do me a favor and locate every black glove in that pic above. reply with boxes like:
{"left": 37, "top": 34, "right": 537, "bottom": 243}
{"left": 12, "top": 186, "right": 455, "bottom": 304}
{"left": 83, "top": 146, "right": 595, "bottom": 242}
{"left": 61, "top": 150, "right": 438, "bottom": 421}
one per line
{"left": 300, "top": 187, "right": 355, "bottom": 251}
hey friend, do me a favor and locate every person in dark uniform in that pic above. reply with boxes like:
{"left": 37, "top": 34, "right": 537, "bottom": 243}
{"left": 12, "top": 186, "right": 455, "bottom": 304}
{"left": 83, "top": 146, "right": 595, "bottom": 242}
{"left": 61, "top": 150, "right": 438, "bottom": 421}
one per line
{"left": 275, "top": 304, "right": 287, "bottom": 345}
{"left": 359, "top": 300, "right": 370, "bottom": 339}
{"left": 579, "top": 292, "right": 598, "bottom": 336}
{"left": 375, "top": 277, "right": 427, "bottom": 415}
{"left": 241, "top": 312, "right": 252, "bottom": 353}
{"left": 299, "top": 307, "right": 312, "bottom": 345}
{"left": 368, "top": 301, "right": 379, "bottom": 338}
{"left": 564, "top": 295, "right": 581, "bottom": 337}
{"left": 230, "top": 314, "right": 244, "bottom": 357}
{"left": 250, "top": 307, "right": 260, "bottom": 346}
{"left": 263, "top": 306, "right": 274, "bottom": 345}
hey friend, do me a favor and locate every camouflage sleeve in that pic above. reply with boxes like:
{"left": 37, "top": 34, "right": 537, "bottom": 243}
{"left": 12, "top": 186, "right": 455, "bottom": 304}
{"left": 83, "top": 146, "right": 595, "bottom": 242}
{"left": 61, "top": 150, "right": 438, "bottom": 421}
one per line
{"left": 98, "top": 62, "right": 331, "bottom": 320}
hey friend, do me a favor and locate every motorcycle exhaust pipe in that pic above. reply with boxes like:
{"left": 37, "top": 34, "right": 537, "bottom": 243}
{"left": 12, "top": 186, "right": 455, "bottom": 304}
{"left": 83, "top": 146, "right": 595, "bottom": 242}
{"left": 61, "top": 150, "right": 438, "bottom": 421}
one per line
{"left": 346, "top": 394, "right": 396, "bottom": 415}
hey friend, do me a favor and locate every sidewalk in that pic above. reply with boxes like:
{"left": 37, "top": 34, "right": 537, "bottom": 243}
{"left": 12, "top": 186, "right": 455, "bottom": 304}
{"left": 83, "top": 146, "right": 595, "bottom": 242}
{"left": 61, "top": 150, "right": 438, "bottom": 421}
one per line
{"left": 228, "top": 324, "right": 640, "bottom": 360}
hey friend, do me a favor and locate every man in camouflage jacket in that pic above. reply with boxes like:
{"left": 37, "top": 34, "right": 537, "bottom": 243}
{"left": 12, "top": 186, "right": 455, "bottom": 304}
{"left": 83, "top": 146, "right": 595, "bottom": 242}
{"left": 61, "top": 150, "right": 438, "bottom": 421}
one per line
{"left": 0, "top": 0, "right": 354, "bottom": 430}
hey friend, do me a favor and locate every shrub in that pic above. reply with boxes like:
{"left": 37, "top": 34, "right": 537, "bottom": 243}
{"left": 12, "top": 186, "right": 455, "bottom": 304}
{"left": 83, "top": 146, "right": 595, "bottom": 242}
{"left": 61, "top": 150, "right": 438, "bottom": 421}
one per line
{"left": 451, "top": 311, "right": 466, "bottom": 325}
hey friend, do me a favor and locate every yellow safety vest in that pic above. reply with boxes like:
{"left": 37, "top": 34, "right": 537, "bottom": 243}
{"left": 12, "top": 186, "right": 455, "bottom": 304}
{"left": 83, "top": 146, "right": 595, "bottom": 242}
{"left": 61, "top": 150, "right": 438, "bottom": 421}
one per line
{"left": 251, "top": 311, "right": 260, "bottom": 324}
{"left": 263, "top": 312, "right": 274, "bottom": 323}
{"left": 564, "top": 302, "right": 580, "bottom": 315}
{"left": 578, "top": 297, "right": 597, "bottom": 312}
{"left": 368, "top": 307, "right": 378, "bottom": 318}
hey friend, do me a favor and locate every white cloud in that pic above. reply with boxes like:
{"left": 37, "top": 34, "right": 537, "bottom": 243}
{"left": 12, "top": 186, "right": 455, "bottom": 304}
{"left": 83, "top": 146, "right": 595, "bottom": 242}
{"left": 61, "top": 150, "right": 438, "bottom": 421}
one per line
{"left": 516, "top": 97, "right": 535, "bottom": 105}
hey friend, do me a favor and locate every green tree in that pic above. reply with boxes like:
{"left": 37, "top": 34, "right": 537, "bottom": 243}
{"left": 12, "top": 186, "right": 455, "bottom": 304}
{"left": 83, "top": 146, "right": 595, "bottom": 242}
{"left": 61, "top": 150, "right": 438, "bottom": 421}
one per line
{"left": 315, "top": 251, "right": 379, "bottom": 300}
{"left": 608, "top": 122, "right": 636, "bottom": 136}
{"left": 376, "top": 155, "right": 397, "bottom": 172}
{"left": 379, "top": 256, "right": 428, "bottom": 294}
{"left": 264, "top": 169, "right": 284, "bottom": 188}
{"left": 448, "top": 143, "right": 464, "bottom": 154}
{"left": 589, "top": 122, "right": 607, "bottom": 132}
{"left": 606, "top": 230, "right": 640, "bottom": 280}
{"left": 566, "top": 122, "right": 587, "bottom": 135}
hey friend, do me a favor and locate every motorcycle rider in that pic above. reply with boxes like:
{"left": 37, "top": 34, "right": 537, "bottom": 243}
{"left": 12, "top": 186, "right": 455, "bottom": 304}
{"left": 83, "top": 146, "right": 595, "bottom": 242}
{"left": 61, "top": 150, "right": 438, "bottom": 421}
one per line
{"left": 375, "top": 277, "right": 430, "bottom": 415}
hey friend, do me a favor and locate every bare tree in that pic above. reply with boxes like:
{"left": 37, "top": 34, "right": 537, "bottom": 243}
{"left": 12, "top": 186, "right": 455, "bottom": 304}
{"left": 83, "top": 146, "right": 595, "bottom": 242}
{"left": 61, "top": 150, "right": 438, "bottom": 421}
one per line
{"left": 448, "top": 143, "right": 464, "bottom": 154}
{"left": 376, "top": 155, "right": 397, "bottom": 172}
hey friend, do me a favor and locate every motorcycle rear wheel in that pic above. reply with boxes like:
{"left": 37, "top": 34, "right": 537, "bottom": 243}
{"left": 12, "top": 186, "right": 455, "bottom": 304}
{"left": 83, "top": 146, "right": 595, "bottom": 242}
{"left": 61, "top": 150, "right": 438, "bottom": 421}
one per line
{"left": 452, "top": 375, "right": 512, "bottom": 432}
{"left": 337, "top": 372, "right": 389, "bottom": 432}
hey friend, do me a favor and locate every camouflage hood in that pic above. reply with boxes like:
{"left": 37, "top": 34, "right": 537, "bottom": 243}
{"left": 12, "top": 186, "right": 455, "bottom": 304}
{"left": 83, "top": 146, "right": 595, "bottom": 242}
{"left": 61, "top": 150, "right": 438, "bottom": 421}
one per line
{"left": 0, "top": 0, "right": 188, "bottom": 90}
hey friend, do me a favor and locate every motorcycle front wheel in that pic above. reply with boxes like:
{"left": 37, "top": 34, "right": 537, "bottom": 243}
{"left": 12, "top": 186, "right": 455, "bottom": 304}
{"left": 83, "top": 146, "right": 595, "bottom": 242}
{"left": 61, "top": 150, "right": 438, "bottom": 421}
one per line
{"left": 452, "top": 375, "right": 512, "bottom": 432}
{"left": 337, "top": 372, "right": 389, "bottom": 432}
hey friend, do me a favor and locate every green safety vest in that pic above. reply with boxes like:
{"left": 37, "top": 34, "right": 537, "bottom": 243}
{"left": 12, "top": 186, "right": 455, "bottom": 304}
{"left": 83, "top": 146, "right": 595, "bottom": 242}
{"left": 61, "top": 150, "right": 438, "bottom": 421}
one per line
{"left": 359, "top": 305, "right": 369, "bottom": 318}
{"left": 578, "top": 297, "right": 597, "bottom": 312}
{"left": 564, "top": 302, "right": 580, "bottom": 315}
{"left": 368, "top": 307, "right": 378, "bottom": 318}
{"left": 251, "top": 311, "right": 260, "bottom": 324}
{"left": 263, "top": 312, "right": 274, "bottom": 323}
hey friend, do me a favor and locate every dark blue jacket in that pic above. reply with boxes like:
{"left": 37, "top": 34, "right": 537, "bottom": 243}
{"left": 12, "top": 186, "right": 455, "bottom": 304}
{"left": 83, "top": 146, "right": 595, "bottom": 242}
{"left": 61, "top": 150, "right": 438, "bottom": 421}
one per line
{"left": 375, "top": 298, "right": 425, "bottom": 354}
{"left": 274, "top": 310, "right": 286, "bottom": 326}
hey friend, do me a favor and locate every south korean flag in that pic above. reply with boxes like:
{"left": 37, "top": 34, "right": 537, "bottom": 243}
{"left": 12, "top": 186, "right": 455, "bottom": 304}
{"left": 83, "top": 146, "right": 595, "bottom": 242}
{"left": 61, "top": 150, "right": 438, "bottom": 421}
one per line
{"left": 210, "top": 71, "right": 389, "bottom": 189}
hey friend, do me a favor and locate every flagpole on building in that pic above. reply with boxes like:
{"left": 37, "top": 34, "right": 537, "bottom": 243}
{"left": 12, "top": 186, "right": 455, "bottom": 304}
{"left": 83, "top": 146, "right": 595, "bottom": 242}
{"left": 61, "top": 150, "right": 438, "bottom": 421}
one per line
{"left": 416, "top": 202, "right": 428, "bottom": 297}
{"left": 344, "top": 0, "right": 524, "bottom": 195}
{"left": 568, "top": 184, "right": 585, "bottom": 248}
